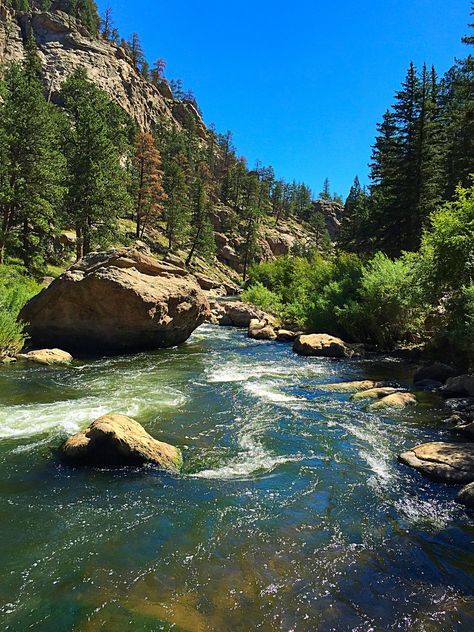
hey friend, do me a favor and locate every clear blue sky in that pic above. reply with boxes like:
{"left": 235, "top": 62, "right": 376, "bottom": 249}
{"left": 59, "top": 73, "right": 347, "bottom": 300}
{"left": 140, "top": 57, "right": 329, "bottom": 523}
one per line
{"left": 98, "top": 0, "right": 470, "bottom": 198}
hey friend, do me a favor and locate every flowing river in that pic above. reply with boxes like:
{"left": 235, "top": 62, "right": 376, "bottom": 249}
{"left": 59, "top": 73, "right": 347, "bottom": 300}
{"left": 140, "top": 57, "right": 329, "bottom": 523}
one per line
{"left": 0, "top": 324, "right": 473, "bottom": 631}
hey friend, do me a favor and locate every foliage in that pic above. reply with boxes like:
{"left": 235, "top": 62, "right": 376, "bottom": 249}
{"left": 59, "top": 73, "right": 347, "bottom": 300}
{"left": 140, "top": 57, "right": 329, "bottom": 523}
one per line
{"left": 0, "top": 265, "right": 41, "bottom": 357}
{"left": 60, "top": 68, "right": 132, "bottom": 258}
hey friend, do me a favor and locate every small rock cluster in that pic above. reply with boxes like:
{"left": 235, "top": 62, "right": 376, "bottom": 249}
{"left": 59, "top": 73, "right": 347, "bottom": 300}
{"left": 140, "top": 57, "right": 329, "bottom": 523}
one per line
{"left": 399, "top": 363, "right": 474, "bottom": 509}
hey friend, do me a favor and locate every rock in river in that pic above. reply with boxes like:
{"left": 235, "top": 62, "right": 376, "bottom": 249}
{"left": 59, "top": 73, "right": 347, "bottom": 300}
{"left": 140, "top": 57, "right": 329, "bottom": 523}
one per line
{"left": 399, "top": 442, "right": 474, "bottom": 484}
{"left": 16, "top": 349, "right": 73, "bottom": 365}
{"left": 369, "top": 392, "right": 417, "bottom": 410}
{"left": 456, "top": 482, "right": 474, "bottom": 509}
{"left": 60, "top": 414, "right": 183, "bottom": 472}
{"left": 248, "top": 319, "right": 277, "bottom": 341}
{"left": 293, "top": 334, "right": 353, "bottom": 358}
{"left": 19, "top": 248, "right": 210, "bottom": 354}
{"left": 352, "top": 387, "right": 402, "bottom": 401}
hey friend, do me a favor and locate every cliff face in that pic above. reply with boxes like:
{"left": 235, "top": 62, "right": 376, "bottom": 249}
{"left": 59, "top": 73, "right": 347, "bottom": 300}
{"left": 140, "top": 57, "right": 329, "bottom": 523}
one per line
{"left": 0, "top": 6, "right": 207, "bottom": 136}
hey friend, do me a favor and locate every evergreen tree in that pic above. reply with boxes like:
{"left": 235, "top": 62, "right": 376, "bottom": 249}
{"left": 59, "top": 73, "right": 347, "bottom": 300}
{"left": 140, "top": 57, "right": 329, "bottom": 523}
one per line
{"left": 186, "top": 177, "right": 215, "bottom": 265}
{"left": 462, "top": 2, "right": 474, "bottom": 46}
{"left": 320, "top": 178, "right": 331, "bottom": 200}
{"left": 60, "top": 68, "right": 131, "bottom": 259}
{"left": 309, "top": 210, "right": 332, "bottom": 255}
{"left": 0, "top": 38, "right": 65, "bottom": 271}
{"left": 127, "top": 32, "right": 145, "bottom": 72}
{"left": 133, "top": 131, "right": 166, "bottom": 239}
{"left": 163, "top": 159, "right": 189, "bottom": 251}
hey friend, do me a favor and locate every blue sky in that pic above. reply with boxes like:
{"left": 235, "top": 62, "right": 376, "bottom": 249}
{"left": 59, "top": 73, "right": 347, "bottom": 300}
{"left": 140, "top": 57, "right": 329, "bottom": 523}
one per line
{"left": 98, "top": 0, "right": 470, "bottom": 198}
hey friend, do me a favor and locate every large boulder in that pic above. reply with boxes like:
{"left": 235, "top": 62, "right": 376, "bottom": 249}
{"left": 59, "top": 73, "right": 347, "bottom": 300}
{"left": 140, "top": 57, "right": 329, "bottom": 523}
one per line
{"left": 413, "top": 362, "right": 458, "bottom": 385}
{"left": 60, "top": 414, "right": 182, "bottom": 472}
{"left": 19, "top": 249, "right": 210, "bottom": 354}
{"left": 293, "top": 334, "right": 352, "bottom": 359}
{"left": 440, "top": 375, "right": 474, "bottom": 398}
{"left": 16, "top": 348, "right": 73, "bottom": 366}
{"left": 399, "top": 442, "right": 474, "bottom": 484}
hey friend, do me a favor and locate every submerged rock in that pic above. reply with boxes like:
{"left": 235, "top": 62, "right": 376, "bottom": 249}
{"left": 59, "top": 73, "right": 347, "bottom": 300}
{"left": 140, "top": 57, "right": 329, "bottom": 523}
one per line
{"left": 60, "top": 414, "right": 182, "bottom": 472}
{"left": 369, "top": 392, "right": 416, "bottom": 410}
{"left": 399, "top": 442, "right": 474, "bottom": 484}
{"left": 456, "top": 482, "right": 474, "bottom": 508}
{"left": 293, "top": 334, "right": 352, "bottom": 358}
{"left": 19, "top": 248, "right": 210, "bottom": 355}
{"left": 16, "top": 348, "right": 73, "bottom": 365}
{"left": 352, "top": 387, "right": 401, "bottom": 401}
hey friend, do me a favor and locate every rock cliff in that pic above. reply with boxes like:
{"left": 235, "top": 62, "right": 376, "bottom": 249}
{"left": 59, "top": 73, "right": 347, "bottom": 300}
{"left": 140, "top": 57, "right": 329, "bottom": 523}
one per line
{"left": 0, "top": 5, "right": 207, "bottom": 135}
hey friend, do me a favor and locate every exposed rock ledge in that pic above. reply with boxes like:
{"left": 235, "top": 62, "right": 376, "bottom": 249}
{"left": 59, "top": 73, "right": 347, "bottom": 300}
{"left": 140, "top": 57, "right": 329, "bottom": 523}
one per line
{"left": 20, "top": 248, "right": 210, "bottom": 354}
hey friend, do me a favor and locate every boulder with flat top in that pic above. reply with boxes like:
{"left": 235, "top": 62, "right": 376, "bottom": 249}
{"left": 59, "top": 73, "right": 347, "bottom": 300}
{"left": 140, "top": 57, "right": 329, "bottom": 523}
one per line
{"left": 293, "top": 333, "right": 353, "bottom": 358}
{"left": 399, "top": 441, "right": 474, "bottom": 484}
{"left": 19, "top": 248, "right": 210, "bottom": 355}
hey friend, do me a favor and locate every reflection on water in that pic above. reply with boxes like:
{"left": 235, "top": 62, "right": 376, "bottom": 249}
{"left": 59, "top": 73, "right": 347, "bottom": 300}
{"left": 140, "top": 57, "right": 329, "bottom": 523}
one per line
{"left": 0, "top": 323, "right": 473, "bottom": 631}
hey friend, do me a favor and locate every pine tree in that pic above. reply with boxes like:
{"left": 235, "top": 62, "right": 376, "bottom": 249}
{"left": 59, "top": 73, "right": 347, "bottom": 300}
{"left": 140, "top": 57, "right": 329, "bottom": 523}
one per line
{"left": 320, "top": 178, "right": 331, "bottom": 200}
{"left": 442, "top": 54, "right": 474, "bottom": 196}
{"left": 133, "top": 131, "right": 166, "bottom": 239}
{"left": 462, "top": 2, "right": 474, "bottom": 45}
{"left": 127, "top": 32, "right": 145, "bottom": 72}
{"left": 0, "top": 38, "right": 65, "bottom": 271}
{"left": 163, "top": 159, "right": 190, "bottom": 251}
{"left": 309, "top": 210, "right": 332, "bottom": 255}
{"left": 186, "top": 177, "right": 215, "bottom": 265}
{"left": 60, "top": 68, "right": 131, "bottom": 259}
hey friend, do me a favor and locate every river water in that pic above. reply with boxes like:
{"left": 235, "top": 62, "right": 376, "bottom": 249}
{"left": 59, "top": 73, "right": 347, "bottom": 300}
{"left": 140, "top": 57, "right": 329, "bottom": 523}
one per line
{"left": 0, "top": 324, "right": 473, "bottom": 631}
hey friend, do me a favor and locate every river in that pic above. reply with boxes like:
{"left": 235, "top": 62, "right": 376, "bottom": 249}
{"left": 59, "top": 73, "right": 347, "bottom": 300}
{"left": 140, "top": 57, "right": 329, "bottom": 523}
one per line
{"left": 0, "top": 324, "right": 473, "bottom": 631}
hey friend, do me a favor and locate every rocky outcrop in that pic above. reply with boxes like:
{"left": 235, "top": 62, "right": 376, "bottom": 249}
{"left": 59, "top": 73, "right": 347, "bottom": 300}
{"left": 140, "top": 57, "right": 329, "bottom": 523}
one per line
{"left": 312, "top": 199, "right": 344, "bottom": 241}
{"left": 60, "top": 414, "right": 182, "bottom": 471}
{"left": 19, "top": 248, "right": 209, "bottom": 354}
{"left": 369, "top": 392, "right": 416, "bottom": 410}
{"left": 16, "top": 348, "right": 73, "bottom": 365}
{"left": 399, "top": 442, "right": 474, "bottom": 484}
{"left": 293, "top": 334, "right": 353, "bottom": 359}
{"left": 0, "top": 7, "right": 207, "bottom": 135}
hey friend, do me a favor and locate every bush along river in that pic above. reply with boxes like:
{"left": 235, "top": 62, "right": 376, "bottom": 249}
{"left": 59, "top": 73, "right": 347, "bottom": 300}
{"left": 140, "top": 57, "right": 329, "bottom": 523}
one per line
{"left": 0, "top": 323, "right": 473, "bottom": 631}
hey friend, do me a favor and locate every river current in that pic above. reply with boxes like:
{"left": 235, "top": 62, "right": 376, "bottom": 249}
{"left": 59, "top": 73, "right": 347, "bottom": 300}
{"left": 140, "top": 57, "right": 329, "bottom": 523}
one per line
{"left": 0, "top": 324, "right": 473, "bottom": 631}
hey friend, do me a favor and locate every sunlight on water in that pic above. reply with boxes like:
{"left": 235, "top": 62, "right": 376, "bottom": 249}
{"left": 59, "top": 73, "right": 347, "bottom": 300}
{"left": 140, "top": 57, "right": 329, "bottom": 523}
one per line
{"left": 0, "top": 324, "right": 472, "bottom": 631}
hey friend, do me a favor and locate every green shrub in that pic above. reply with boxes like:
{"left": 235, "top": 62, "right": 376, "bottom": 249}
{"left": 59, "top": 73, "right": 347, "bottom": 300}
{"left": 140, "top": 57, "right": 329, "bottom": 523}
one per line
{"left": 241, "top": 282, "right": 282, "bottom": 315}
{"left": 338, "top": 252, "right": 427, "bottom": 347}
{"left": 0, "top": 265, "right": 41, "bottom": 357}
